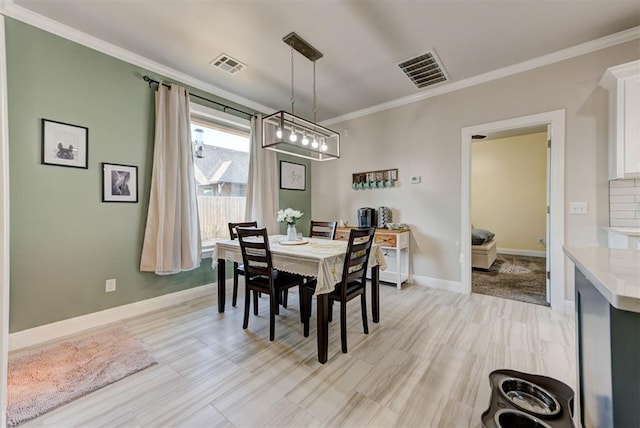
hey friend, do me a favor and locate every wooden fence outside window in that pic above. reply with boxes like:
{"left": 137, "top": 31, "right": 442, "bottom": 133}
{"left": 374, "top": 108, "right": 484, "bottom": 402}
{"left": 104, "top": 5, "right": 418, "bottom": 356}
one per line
{"left": 197, "top": 196, "right": 246, "bottom": 246}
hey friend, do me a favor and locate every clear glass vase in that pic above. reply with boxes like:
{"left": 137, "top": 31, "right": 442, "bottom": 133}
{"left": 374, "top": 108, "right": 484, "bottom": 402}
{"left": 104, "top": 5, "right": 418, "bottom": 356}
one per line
{"left": 287, "top": 223, "right": 297, "bottom": 241}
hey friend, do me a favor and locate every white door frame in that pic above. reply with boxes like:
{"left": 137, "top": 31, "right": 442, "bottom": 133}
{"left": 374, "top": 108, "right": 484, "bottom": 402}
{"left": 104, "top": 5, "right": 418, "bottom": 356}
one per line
{"left": 0, "top": 15, "right": 10, "bottom": 427}
{"left": 461, "top": 110, "right": 566, "bottom": 311}
{"left": 545, "top": 125, "right": 552, "bottom": 303}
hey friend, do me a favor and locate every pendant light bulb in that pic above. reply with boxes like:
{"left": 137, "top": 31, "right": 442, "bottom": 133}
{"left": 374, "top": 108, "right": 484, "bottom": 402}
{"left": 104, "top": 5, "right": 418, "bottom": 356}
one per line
{"left": 289, "top": 131, "right": 298, "bottom": 142}
{"left": 321, "top": 142, "right": 328, "bottom": 152}
{"left": 312, "top": 139, "right": 319, "bottom": 149}
{"left": 276, "top": 128, "right": 283, "bottom": 139}
{"left": 301, "top": 132, "right": 309, "bottom": 146}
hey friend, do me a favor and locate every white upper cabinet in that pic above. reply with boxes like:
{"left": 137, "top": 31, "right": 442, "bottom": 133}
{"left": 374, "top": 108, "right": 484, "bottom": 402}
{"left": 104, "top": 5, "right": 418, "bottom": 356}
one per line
{"left": 600, "top": 60, "right": 640, "bottom": 180}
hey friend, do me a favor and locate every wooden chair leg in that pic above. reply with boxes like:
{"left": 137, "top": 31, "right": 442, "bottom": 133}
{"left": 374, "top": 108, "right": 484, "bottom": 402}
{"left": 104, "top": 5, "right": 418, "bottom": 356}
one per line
{"left": 340, "top": 301, "right": 348, "bottom": 353}
{"left": 243, "top": 284, "right": 251, "bottom": 329}
{"left": 301, "top": 289, "right": 310, "bottom": 337}
{"left": 282, "top": 289, "right": 288, "bottom": 308}
{"left": 328, "top": 300, "right": 334, "bottom": 322}
{"left": 303, "top": 310, "right": 310, "bottom": 337}
{"left": 232, "top": 263, "right": 239, "bottom": 307}
{"left": 253, "top": 290, "right": 259, "bottom": 315}
{"left": 361, "top": 293, "right": 369, "bottom": 334}
{"left": 306, "top": 292, "right": 313, "bottom": 323}
{"left": 299, "top": 287, "right": 305, "bottom": 323}
{"left": 269, "top": 294, "right": 277, "bottom": 341}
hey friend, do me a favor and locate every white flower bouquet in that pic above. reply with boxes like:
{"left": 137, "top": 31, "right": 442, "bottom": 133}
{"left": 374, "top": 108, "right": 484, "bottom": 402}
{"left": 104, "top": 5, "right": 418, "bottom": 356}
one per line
{"left": 276, "top": 208, "right": 304, "bottom": 225}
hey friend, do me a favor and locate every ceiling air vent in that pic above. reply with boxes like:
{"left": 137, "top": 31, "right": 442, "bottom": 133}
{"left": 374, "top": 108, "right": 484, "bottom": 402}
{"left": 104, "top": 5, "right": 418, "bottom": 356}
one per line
{"left": 398, "top": 50, "right": 448, "bottom": 89}
{"left": 210, "top": 53, "right": 246, "bottom": 75}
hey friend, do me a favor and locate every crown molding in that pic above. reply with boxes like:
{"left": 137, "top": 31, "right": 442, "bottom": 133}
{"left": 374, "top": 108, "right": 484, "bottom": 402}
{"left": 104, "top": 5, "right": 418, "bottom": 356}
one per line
{"left": 0, "top": 0, "right": 276, "bottom": 115}
{"left": 323, "top": 25, "right": 640, "bottom": 126}
{"left": 599, "top": 59, "right": 640, "bottom": 89}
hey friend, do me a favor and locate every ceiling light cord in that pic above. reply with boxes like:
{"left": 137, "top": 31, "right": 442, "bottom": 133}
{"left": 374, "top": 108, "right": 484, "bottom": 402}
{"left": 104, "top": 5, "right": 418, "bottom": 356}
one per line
{"left": 288, "top": 44, "right": 298, "bottom": 142}
{"left": 313, "top": 60, "right": 317, "bottom": 123}
{"left": 290, "top": 44, "right": 295, "bottom": 117}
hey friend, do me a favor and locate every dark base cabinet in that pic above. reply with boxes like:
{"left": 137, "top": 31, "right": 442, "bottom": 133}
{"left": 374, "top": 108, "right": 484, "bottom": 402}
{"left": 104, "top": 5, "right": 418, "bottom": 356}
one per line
{"left": 575, "top": 267, "right": 640, "bottom": 428}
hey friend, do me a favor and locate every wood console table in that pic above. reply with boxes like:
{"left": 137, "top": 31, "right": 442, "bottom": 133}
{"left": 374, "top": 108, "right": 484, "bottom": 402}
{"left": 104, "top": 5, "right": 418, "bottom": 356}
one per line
{"left": 336, "top": 227, "right": 410, "bottom": 289}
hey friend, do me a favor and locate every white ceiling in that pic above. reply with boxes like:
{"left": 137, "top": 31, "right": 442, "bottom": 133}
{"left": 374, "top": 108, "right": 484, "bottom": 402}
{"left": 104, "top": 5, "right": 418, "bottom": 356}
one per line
{"left": 8, "top": 0, "right": 640, "bottom": 122}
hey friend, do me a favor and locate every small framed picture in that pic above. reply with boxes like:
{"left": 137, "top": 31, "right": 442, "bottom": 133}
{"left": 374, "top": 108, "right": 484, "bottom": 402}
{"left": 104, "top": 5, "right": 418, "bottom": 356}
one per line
{"left": 280, "top": 160, "right": 306, "bottom": 191}
{"left": 41, "top": 119, "right": 88, "bottom": 169}
{"left": 102, "top": 163, "right": 138, "bottom": 203}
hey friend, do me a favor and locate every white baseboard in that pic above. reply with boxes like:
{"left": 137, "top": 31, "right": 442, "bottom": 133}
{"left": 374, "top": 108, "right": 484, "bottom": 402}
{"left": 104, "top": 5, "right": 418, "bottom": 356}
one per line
{"left": 411, "top": 274, "right": 466, "bottom": 294}
{"left": 564, "top": 300, "right": 575, "bottom": 315}
{"left": 9, "top": 283, "right": 216, "bottom": 351}
{"left": 497, "top": 248, "right": 546, "bottom": 258}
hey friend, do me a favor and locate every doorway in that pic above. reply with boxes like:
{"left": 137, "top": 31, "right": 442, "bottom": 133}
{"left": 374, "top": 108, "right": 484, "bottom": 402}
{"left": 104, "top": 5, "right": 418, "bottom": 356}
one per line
{"left": 470, "top": 129, "right": 549, "bottom": 305}
{"left": 461, "top": 110, "right": 566, "bottom": 311}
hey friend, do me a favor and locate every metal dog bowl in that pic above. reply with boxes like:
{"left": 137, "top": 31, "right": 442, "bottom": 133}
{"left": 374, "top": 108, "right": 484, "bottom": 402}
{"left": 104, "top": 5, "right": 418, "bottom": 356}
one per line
{"left": 494, "top": 409, "right": 553, "bottom": 428}
{"left": 499, "top": 377, "right": 561, "bottom": 417}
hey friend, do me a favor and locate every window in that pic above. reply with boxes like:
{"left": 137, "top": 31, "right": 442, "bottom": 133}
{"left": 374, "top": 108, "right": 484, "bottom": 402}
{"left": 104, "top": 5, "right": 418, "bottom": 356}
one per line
{"left": 190, "top": 104, "right": 250, "bottom": 251}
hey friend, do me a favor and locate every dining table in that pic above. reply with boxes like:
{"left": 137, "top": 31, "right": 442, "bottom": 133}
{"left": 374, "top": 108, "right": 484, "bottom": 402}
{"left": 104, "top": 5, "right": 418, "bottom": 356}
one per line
{"left": 213, "top": 235, "right": 387, "bottom": 363}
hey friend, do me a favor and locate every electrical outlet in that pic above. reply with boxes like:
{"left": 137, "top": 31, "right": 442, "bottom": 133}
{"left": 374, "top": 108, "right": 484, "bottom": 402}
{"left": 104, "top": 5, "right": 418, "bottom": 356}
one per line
{"left": 105, "top": 278, "right": 116, "bottom": 293}
{"left": 410, "top": 176, "right": 421, "bottom": 184}
{"left": 569, "top": 202, "right": 588, "bottom": 215}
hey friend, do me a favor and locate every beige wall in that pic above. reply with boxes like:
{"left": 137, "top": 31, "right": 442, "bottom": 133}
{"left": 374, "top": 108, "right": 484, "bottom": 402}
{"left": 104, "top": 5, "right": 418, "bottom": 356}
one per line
{"left": 471, "top": 132, "right": 547, "bottom": 253}
{"left": 312, "top": 40, "right": 639, "bottom": 297}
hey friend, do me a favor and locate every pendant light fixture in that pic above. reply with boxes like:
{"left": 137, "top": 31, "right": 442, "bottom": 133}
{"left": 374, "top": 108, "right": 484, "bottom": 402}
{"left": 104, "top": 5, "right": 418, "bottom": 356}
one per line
{"left": 262, "top": 32, "right": 340, "bottom": 161}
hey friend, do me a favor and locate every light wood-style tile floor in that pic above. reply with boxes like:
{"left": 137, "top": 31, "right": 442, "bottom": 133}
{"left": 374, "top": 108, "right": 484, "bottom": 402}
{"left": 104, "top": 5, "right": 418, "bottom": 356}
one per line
{"left": 17, "top": 281, "right": 576, "bottom": 427}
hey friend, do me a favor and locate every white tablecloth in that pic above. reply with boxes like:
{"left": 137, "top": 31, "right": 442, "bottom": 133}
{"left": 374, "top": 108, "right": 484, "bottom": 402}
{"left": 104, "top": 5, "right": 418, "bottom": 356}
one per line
{"left": 213, "top": 235, "right": 387, "bottom": 295}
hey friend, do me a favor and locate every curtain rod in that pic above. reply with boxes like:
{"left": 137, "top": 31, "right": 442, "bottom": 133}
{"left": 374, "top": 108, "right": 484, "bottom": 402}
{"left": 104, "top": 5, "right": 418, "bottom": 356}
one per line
{"left": 142, "top": 75, "right": 255, "bottom": 119}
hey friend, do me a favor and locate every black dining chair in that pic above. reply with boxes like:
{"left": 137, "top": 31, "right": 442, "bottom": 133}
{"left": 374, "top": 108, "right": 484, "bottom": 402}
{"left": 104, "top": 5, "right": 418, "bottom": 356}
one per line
{"left": 228, "top": 221, "right": 258, "bottom": 307}
{"left": 309, "top": 220, "right": 338, "bottom": 240}
{"left": 302, "top": 227, "right": 376, "bottom": 352}
{"left": 236, "top": 227, "right": 307, "bottom": 341}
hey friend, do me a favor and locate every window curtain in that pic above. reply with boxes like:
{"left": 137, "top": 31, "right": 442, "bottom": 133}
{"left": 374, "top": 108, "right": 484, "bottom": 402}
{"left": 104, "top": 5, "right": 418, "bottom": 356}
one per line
{"left": 140, "top": 84, "right": 201, "bottom": 274}
{"left": 245, "top": 114, "right": 279, "bottom": 233}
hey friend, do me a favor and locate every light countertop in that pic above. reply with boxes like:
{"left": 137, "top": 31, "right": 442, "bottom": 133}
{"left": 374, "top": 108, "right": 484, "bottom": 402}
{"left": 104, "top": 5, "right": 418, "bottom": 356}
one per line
{"left": 605, "top": 227, "right": 640, "bottom": 237}
{"left": 564, "top": 247, "right": 640, "bottom": 313}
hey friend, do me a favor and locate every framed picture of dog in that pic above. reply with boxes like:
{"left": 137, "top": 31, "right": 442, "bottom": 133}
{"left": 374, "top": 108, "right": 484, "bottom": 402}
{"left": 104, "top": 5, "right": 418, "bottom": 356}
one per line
{"left": 102, "top": 162, "right": 138, "bottom": 203}
{"left": 41, "top": 119, "right": 89, "bottom": 169}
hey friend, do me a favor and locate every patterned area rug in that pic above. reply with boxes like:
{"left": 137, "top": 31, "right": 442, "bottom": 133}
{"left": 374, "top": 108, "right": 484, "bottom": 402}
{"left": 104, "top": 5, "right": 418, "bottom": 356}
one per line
{"left": 7, "top": 327, "right": 156, "bottom": 427}
{"left": 472, "top": 254, "right": 548, "bottom": 306}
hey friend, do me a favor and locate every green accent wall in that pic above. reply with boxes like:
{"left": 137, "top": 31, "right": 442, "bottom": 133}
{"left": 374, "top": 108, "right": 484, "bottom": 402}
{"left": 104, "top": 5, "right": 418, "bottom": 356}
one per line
{"left": 5, "top": 19, "right": 257, "bottom": 332}
{"left": 278, "top": 154, "right": 312, "bottom": 236}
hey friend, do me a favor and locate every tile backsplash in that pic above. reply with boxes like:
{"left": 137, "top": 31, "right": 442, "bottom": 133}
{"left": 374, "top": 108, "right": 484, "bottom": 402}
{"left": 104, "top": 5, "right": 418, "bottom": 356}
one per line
{"left": 610, "top": 179, "right": 640, "bottom": 227}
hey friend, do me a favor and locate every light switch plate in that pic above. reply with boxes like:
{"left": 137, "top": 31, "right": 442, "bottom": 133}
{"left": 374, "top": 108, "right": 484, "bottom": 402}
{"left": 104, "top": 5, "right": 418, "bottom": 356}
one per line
{"left": 569, "top": 202, "right": 588, "bottom": 215}
{"left": 410, "top": 176, "right": 421, "bottom": 184}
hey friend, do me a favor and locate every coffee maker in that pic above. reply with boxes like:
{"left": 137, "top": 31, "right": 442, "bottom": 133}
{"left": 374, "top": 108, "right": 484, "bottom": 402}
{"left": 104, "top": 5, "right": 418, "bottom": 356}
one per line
{"left": 358, "top": 207, "right": 376, "bottom": 228}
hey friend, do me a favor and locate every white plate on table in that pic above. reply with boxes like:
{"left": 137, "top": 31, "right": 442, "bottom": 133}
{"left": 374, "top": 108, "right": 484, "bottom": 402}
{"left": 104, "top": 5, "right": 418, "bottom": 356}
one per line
{"left": 279, "top": 239, "right": 309, "bottom": 245}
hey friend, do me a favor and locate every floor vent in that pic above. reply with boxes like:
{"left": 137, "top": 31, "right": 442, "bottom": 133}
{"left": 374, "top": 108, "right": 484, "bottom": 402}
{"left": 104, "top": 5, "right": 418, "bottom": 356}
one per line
{"left": 210, "top": 54, "right": 246, "bottom": 75}
{"left": 398, "top": 50, "right": 448, "bottom": 89}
